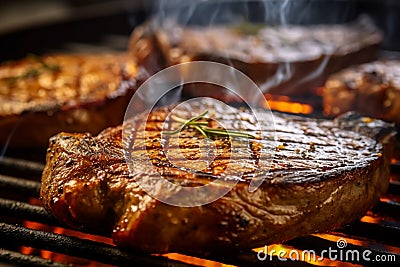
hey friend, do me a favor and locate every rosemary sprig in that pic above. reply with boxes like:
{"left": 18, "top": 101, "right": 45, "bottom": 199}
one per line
{"left": 164, "top": 110, "right": 257, "bottom": 139}
{"left": 165, "top": 110, "right": 209, "bottom": 135}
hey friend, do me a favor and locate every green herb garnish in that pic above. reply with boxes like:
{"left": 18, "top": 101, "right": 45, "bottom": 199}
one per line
{"left": 233, "top": 21, "right": 265, "bottom": 35}
{"left": 5, "top": 54, "right": 60, "bottom": 85}
{"left": 164, "top": 110, "right": 257, "bottom": 139}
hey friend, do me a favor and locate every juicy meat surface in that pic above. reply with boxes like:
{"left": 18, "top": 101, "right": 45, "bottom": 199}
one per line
{"left": 323, "top": 60, "right": 400, "bottom": 126}
{"left": 40, "top": 100, "right": 395, "bottom": 254}
{"left": 130, "top": 17, "right": 382, "bottom": 96}
{"left": 0, "top": 53, "right": 141, "bottom": 147}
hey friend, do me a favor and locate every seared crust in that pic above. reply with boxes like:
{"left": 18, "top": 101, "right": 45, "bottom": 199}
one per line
{"left": 323, "top": 60, "right": 400, "bottom": 125}
{"left": 0, "top": 53, "right": 141, "bottom": 147}
{"left": 40, "top": 100, "right": 394, "bottom": 253}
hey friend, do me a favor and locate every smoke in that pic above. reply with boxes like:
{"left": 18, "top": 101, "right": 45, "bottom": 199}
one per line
{"left": 153, "top": 0, "right": 358, "bottom": 27}
{"left": 148, "top": 0, "right": 365, "bottom": 96}
{"left": 0, "top": 118, "right": 23, "bottom": 159}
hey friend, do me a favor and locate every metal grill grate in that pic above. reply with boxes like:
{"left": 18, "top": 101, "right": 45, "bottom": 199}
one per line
{"left": 1, "top": 156, "right": 400, "bottom": 266}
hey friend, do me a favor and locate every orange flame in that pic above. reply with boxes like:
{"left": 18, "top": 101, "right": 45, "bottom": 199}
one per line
{"left": 315, "top": 233, "right": 366, "bottom": 247}
{"left": 22, "top": 220, "right": 235, "bottom": 267}
{"left": 162, "top": 253, "right": 234, "bottom": 267}
{"left": 21, "top": 197, "right": 231, "bottom": 267}
{"left": 263, "top": 94, "right": 313, "bottom": 114}
{"left": 316, "top": 232, "right": 400, "bottom": 255}
{"left": 20, "top": 198, "right": 113, "bottom": 266}
{"left": 360, "top": 215, "right": 380, "bottom": 224}
{"left": 21, "top": 220, "right": 113, "bottom": 266}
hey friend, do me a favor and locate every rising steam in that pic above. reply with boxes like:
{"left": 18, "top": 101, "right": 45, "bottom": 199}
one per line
{"left": 149, "top": 0, "right": 380, "bottom": 96}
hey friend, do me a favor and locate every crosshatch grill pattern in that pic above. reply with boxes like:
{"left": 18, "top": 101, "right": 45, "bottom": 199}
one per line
{"left": 0, "top": 156, "right": 400, "bottom": 266}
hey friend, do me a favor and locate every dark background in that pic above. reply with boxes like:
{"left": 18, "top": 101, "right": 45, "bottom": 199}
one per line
{"left": 0, "top": 0, "right": 151, "bottom": 61}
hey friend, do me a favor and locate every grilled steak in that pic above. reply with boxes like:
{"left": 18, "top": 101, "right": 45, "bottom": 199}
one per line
{"left": 130, "top": 17, "right": 382, "bottom": 96}
{"left": 0, "top": 53, "right": 141, "bottom": 147}
{"left": 40, "top": 99, "right": 395, "bottom": 254}
{"left": 323, "top": 60, "right": 400, "bottom": 126}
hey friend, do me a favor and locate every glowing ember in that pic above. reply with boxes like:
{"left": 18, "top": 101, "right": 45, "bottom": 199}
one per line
{"left": 316, "top": 233, "right": 400, "bottom": 255}
{"left": 360, "top": 215, "right": 381, "bottom": 224}
{"left": 21, "top": 221, "right": 113, "bottom": 266}
{"left": 391, "top": 159, "right": 400, "bottom": 165}
{"left": 315, "top": 233, "right": 366, "bottom": 247}
{"left": 22, "top": 198, "right": 231, "bottom": 267}
{"left": 163, "top": 253, "right": 234, "bottom": 267}
{"left": 263, "top": 94, "right": 313, "bottom": 114}
{"left": 20, "top": 198, "right": 114, "bottom": 266}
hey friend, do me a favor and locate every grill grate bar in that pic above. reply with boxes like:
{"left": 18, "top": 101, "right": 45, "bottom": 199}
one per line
{"left": 0, "top": 157, "right": 44, "bottom": 178}
{"left": 391, "top": 163, "right": 400, "bottom": 174}
{"left": 0, "top": 198, "right": 59, "bottom": 226}
{"left": 388, "top": 181, "right": 400, "bottom": 195}
{"left": 285, "top": 235, "right": 400, "bottom": 266}
{"left": 0, "top": 174, "right": 41, "bottom": 196}
{"left": 372, "top": 200, "right": 400, "bottom": 221}
{"left": 336, "top": 220, "right": 400, "bottom": 247}
{"left": 0, "top": 249, "right": 70, "bottom": 267}
{"left": 185, "top": 250, "right": 316, "bottom": 267}
{"left": 0, "top": 223, "right": 197, "bottom": 267}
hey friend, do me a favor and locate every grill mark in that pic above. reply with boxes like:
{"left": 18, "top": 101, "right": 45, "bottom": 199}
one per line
{"left": 128, "top": 150, "right": 361, "bottom": 174}
{"left": 127, "top": 151, "right": 377, "bottom": 173}
{"left": 134, "top": 124, "right": 365, "bottom": 152}
{"left": 113, "top": 100, "right": 384, "bottom": 187}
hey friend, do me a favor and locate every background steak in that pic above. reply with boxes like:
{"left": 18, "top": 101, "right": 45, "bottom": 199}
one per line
{"left": 129, "top": 17, "right": 382, "bottom": 97}
{"left": 0, "top": 53, "right": 141, "bottom": 148}
{"left": 323, "top": 59, "right": 400, "bottom": 126}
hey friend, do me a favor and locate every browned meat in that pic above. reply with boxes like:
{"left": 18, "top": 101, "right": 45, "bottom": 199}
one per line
{"left": 129, "top": 17, "right": 382, "bottom": 97}
{"left": 323, "top": 60, "right": 400, "bottom": 126}
{"left": 40, "top": 99, "right": 395, "bottom": 254}
{"left": 0, "top": 53, "right": 141, "bottom": 147}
